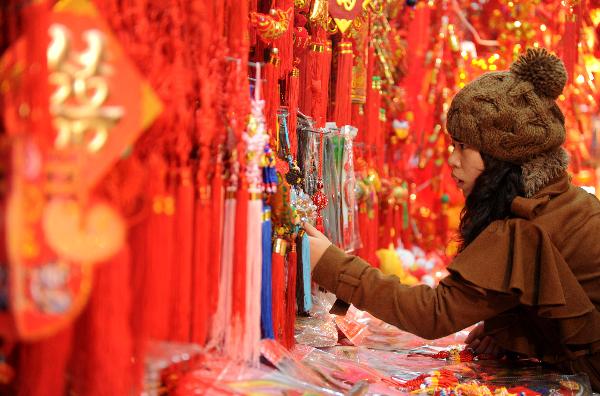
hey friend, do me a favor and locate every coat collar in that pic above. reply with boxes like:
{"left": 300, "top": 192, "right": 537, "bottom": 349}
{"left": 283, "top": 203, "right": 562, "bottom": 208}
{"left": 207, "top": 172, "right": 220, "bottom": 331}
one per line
{"left": 511, "top": 173, "right": 570, "bottom": 219}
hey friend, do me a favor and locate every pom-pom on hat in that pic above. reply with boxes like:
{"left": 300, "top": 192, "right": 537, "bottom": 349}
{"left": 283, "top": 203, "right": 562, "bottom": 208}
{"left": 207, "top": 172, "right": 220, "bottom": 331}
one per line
{"left": 446, "top": 48, "right": 567, "bottom": 164}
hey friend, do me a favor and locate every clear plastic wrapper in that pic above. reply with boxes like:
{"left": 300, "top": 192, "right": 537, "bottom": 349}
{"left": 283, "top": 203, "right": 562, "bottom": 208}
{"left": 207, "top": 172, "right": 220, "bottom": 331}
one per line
{"left": 310, "top": 287, "right": 337, "bottom": 316}
{"left": 174, "top": 355, "right": 342, "bottom": 396}
{"left": 335, "top": 305, "right": 470, "bottom": 351}
{"left": 143, "top": 340, "right": 204, "bottom": 395}
{"left": 324, "top": 346, "right": 451, "bottom": 382}
{"left": 291, "top": 344, "right": 407, "bottom": 395}
{"left": 294, "top": 287, "right": 339, "bottom": 347}
{"left": 322, "top": 124, "right": 343, "bottom": 246}
{"left": 294, "top": 315, "right": 338, "bottom": 348}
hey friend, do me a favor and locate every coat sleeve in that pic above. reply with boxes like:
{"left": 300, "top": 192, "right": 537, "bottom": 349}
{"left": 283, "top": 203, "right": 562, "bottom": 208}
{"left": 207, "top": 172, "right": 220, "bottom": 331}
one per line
{"left": 312, "top": 244, "right": 520, "bottom": 340}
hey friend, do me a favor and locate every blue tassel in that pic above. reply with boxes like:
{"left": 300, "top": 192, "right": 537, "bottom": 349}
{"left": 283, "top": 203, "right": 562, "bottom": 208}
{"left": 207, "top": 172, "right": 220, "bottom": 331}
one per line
{"left": 301, "top": 232, "right": 312, "bottom": 311}
{"left": 260, "top": 204, "right": 274, "bottom": 339}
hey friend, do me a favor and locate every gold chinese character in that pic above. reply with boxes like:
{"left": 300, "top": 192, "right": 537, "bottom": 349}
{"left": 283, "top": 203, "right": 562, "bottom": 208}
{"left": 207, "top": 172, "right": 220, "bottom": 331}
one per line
{"left": 47, "top": 24, "right": 123, "bottom": 153}
{"left": 337, "top": 0, "right": 357, "bottom": 11}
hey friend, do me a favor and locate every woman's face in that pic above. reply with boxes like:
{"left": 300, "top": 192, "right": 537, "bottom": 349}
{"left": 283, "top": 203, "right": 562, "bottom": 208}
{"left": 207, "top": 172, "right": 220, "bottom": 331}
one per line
{"left": 448, "top": 138, "right": 485, "bottom": 197}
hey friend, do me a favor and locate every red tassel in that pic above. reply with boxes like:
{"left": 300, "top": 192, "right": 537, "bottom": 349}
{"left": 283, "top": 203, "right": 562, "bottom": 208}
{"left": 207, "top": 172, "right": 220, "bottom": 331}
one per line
{"left": 264, "top": 52, "right": 281, "bottom": 145}
{"left": 365, "top": 46, "right": 381, "bottom": 165}
{"left": 69, "top": 247, "right": 134, "bottom": 396}
{"left": 152, "top": 162, "right": 174, "bottom": 340}
{"left": 298, "top": 44, "right": 313, "bottom": 116}
{"left": 271, "top": 241, "right": 286, "bottom": 343}
{"left": 16, "top": 328, "right": 72, "bottom": 396}
{"left": 169, "top": 166, "right": 194, "bottom": 342}
{"left": 286, "top": 66, "right": 300, "bottom": 156}
{"left": 562, "top": 2, "right": 583, "bottom": 83}
{"left": 308, "top": 30, "right": 325, "bottom": 126}
{"left": 333, "top": 40, "right": 354, "bottom": 126}
{"left": 273, "top": 0, "right": 294, "bottom": 78}
{"left": 319, "top": 38, "right": 332, "bottom": 127}
{"left": 191, "top": 166, "right": 211, "bottom": 345}
{"left": 126, "top": 155, "right": 168, "bottom": 385}
{"left": 284, "top": 243, "right": 297, "bottom": 349}
{"left": 226, "top": 0, "right": 249, "bottom": 55}
{"left": 249, "top": 0, "right": 259, "bottom": 46}
{"left": 207, "top": 157, "right": 224, "bottom": 339}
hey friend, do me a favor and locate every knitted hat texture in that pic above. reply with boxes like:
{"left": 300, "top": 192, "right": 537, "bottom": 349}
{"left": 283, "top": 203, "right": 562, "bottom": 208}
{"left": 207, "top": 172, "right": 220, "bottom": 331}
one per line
{"left": 446, "top": 48, "right": 567, "bottom": 163}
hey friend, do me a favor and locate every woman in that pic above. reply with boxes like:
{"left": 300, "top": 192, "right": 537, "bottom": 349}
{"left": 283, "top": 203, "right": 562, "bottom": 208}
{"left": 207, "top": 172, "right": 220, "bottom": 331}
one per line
{"left": 304, "top": 48, "right": 600, "bottom": 391}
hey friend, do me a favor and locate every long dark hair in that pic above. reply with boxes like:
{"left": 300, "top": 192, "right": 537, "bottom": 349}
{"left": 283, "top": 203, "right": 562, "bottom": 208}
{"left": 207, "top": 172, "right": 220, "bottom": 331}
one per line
{"left": 458, "top": 153, "right": 524, "bottom": 251}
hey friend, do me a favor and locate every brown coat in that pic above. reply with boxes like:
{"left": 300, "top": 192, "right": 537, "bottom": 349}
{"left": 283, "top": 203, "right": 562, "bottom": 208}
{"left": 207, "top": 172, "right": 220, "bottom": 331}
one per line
{"left": 313, "top": 174, "right": 600, "bottom": 391}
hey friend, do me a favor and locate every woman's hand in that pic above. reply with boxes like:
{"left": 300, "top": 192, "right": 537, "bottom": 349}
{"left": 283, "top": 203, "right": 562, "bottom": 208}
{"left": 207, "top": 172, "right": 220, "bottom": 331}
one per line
{"left": 465, "top": 322, "right": 503, "bottom": 357}
{"left": 302, "top": 222, "right": 332, "bottom": 271}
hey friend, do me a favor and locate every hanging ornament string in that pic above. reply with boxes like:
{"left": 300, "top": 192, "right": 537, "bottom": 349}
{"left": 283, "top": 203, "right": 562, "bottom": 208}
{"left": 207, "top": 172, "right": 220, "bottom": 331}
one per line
{"left": 311, "top": 130, "right": 328, "bottom": 232}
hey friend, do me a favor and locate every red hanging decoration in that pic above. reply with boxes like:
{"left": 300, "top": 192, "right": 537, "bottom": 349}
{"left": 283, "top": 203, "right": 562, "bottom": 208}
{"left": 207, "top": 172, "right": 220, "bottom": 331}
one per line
{"left": 284, "top": 242, "right": 297, "bottom": 349}
{"left": 273, "top": 0, "right": 295, "bottom": 78}
{"left": 264, "top": 50, "right": 282, "bottom": 145}
{"left": 170, "top": 165, "right": 194, "bottom": 342}
{"left": 332, "top": 39, "right": 354, "bottom": 126}
{"left": 16, "top": 328, "right": 72, "bottom": 396}
{"left": 286, "top": 65, "right": 300, "bottom": 156}
{"left": 69, "top": 247, "right": 134, "bottom": 396}
{"left": 271, "top": 240, "right": 286, "bottom": 343}
{"left": 312, "top": 133, "right": 329, "bottom": 232}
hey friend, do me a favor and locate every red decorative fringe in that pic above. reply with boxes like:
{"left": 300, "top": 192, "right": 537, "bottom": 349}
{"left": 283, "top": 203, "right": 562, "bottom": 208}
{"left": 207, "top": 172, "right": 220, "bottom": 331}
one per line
{"left": 284, "top": 243, "right": 297, "bottom": 349}
{"left": 150, "top": 163, "right": 174, "bottom": 340}
{"left": 307, "top": 29, "right": 327, "bottom": 126}
{"left": 365, "top": 45, "right": 381, "bottom": 166}
{"left": 286, "top": 67, "right": 300, "bottom": 156}
{"left": 320, "top": 37, "right": 333, "bottom": 127}
{"left": 562, "top": 2, "right": 583, "bottom": 83}
{"left": 271, "top": 246, "right": 286, "bottom": 343}
{"left": 69, "top": 247, "right": 134, "bottom": 396}
{"left": 333, "top": 40, "right": 354, "bottom": 126}
{"left": 169, "top": 166, "right": 194, "bottom": 342}
{"left": 273, "top": 0, "right": 294, "bottom": 78}
{"left": 16, "top": 328, "right": 72, "bottom": 396}
{"left": 298, "top": 44, "right": 313, "bottom": 116}
{"left": 191, "top": 167, "right": 211, "bottom": 345}
{"left": 264, "top": 56, "right": 281, "bottom": 145}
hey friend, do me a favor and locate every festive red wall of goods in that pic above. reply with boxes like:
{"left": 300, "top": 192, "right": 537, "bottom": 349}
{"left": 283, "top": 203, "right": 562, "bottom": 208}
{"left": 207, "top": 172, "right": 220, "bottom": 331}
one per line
{"left": 0, "top": 0, "right": 598, "bottom": 394}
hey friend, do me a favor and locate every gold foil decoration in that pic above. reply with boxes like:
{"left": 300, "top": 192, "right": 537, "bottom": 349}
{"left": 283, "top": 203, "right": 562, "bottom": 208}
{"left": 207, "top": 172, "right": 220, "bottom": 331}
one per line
{"left": 48, "top": 23, "right": 124, "bottom": 153}
{"left": 295, "top": 0, "right": 308, "bottom": 7}
{"left": 310, "top": 0, "right": 329, "bottom": 27}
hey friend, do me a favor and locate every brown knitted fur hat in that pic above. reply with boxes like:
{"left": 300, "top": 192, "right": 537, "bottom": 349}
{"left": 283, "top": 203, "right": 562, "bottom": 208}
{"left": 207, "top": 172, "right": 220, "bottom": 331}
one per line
{"left": 446, "top": 48, "right": 567, "bottom": 165}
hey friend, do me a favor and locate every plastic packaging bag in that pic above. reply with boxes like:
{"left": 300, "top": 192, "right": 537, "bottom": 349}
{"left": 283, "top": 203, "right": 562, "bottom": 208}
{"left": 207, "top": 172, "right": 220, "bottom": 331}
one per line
{"left": 143, "top": 340, "right": 204, "bottom": 395}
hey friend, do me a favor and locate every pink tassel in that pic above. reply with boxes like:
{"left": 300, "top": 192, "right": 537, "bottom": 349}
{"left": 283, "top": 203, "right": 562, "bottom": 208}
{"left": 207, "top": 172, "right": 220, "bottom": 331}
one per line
{"left": 210, "top": 196, "right": 236, "bottom": 349}
{"left": 244, "top": 199, "right": 263, "bottom": 364}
